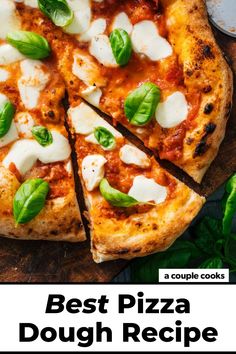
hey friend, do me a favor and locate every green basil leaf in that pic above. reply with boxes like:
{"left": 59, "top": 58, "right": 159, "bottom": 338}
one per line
{"left": 7, "top": 31, "right": 51, "bottom": 59}
{"left": 0, "top": 101, "right": 15, "bottom": 138}
{"left": 224, "top": 234, "right": 236, "bottom": 268}
{"left": 124, "top": 82, "right": 161, "bottom": 126}
{"left": 198, "top": 257, "right": 223, "bottom": 269}
{"left": 38, "top": 0, "right": 74, "bottom": 27}
{"left": 32, "top": 126, "right": 53, "bottom": 147}
{"left": 13, "top": 178, "right": 50, "bottom": 224}
{"left": 94, "top": 126, "right": 115, "bottom": 149}
{"left": 99, "top": 178, "right": 139, "bottom": 208}
{"left": 109, "top": 28, "right": 132, "bottom": 66}
{"left": 222, "top": 174, "right": 236, "bottom": 235}
{"left": 192, "top": 217, "right": 224, "bottom": 256}
{"left": 131, "top": 240, "right": 201, "bottom": 283}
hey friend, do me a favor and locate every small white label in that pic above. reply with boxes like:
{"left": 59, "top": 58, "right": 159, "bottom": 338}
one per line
{"left": 159, "top": 269, "right": 229, "bottom": 283}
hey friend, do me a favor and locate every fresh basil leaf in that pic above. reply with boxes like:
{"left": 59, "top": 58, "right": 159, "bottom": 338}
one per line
{"left": 38, "top": 0, "right": 74, "bottom": 27}
{"left": 7, "top": 31, "right": 51, "bottom": 59}
{"left": 124, "top": 82, "right": 161, "bottom": 126}
{"left": 199, "top": 257, "right": 223, "bottom": 269}
{"left": 32, "top": 126, "right": 53, "bottom": 147}
{"left": 99, "top": 178, "right": 139, "bottom": 208}
{"left": 192, "top": 217, "right": 224, "bottom": 256}
{"left": 131, "top": 240, "right": 201, "bottom": 283}
{"left": 222, "top": 174, "right": 236, "bottom": 235}
{"left": 94, "top": 126, "right": 116, "bottom": 149}
{"left": 224, "top": 234, "right": 236, "bottom": 268}
{"left": 13, "top": 178, "right": 50, "bottom": 224}
{"left": 110, "top": 28, "right": 132, "bottom": 66}
{"left": 0, "top": 101, "right": 15, "bottom": 138}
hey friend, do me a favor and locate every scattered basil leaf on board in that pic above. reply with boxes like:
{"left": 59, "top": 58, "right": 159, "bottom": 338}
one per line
{"left": 32, "top": 126, "right": 53, "bottom": 147}
{"left": 198, "top": 257, "right": 223, "bottom": 269}
{"left": 131, "top": 240, "right": 202, "bottom": 283}
{"left": 100, "top": 178, "right": 139, "bottom": 208}
{"left": 94, "top": 127, "right": 116, "bottom": 149}
{"left": 38, "top": 0, "right": 74, "bottom": 27}
{"left": 13, "top": 178, "right": 50, "bottom": 224}
{"left": 124, "top": 82, "right": 161, "bottom": 126}
{"left": 110, "top": 28, "right": 132, "bottom": 66}
{"left": 192, "top": 217, "right": 224, "bottom": 256}
{"left": 7, "top": 31, "right": 51, "bottom": 59}
{"left": 222, "top": 174, "right": 236, "bottom": 235}
{"left": 0, "top": 101, "right": 15, "bottom": 138}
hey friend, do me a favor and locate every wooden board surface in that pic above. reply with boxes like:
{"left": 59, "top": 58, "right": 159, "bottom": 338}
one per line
{"left": 0, "top": 28, "right": 235, "bottom": 283}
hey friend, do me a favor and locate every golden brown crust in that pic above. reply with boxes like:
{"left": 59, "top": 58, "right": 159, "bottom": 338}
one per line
{"left": 0, "top": 167, "right": 85, "bottom": 242}
{"left": 90, "top": 180, "right": 205, "bottom": 263}
{"left": 162, "top": 0, "right": 233, "bottom": 182}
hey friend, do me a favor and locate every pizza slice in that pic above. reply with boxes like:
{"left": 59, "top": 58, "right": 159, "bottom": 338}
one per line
{"left": 67, "top": 101, "right": 205, "bottom": 262}
{"left": 17, "top": 0, "right": 233, "bottom": 183}
{"left": 0, "top": 0, "right": 85, "bottom": 241}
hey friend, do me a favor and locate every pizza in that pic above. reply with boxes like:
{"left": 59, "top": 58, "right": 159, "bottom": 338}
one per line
{"left": 68, "top": 101, "right": 204, "bottom": 261}
{"left": 0, "top": 0, "right": 232, "bottom": 262}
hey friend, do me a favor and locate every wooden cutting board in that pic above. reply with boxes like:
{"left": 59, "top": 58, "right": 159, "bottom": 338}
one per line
{"left": 0, "top": 28, "right": 235, "bottom": 283}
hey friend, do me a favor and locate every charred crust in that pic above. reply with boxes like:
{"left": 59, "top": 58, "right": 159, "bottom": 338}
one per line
{"left": 203, "top": 45, "right": 215, "bottom": 59}
{"left": 202, "top": 85, "right": 212, "bottom": 94}
{"left": 193, "top": 122, "right": 216, "bottom": 158}
{"left": 205, "top": 122, "right": 216, "bottom": 134}
{"left": 204, "top": 103, "right": 214, "bottom": 114}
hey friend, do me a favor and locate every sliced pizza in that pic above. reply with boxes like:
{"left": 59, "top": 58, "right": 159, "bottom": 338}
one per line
{"left": 67, "top": 102, "right": 205, "bottom": 262}
{"left": 0, "top": 0, "right": 85, "bottom": 241}
{"left": 15, "top": 0, "right": 233, "bottom": 183}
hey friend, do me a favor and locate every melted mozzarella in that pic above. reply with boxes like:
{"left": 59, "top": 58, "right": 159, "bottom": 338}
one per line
{"left": 156, "top": 92, "right": 189, "bottom": 128}
{"left": 111, "top": 12, "right": 133, "bottom": 35}
{"left": 14, "top": 112, "right": 35, "bottom": 138}
{"left": 37, "top": 131, "right": 71, "bottom": 164}
{"left": 18, "top": 59, "right": 50, "bottom": 109}
{"left": 64, "top": 0, "right": 91, "bottom": 34}
{"left": 119, "top": 145, "right": 150, "bottom": 168}
{"left": 82, "top": 154, "right": 107, "bottom": 191}
{"left": 3, "top": 131, "right": 71, "bottom": 175}
{"left": 90, "top": 34, "right": 118, "bottom": 67}
{"left": 0, "top": 122, "right": 18, "bottom": 148}
{"left": 128, "top": 176, "right": 167, "bottom": 204}
{"left": 0, "top": 69, "right": 9, "bottom": 82}
{"left": 131, "top": 20, "right": 172, "bottom": 61}
{"left": 15, "top": 0, "right": 38, "bottom": 7}
{"left": 81, "top": 85, "right": 102, "bottom": 107}
{"left": 80, "top": 18, "right": 106, "bottom": 42}
{"left": 0, "top": 0, "right": 20, "bottom": 39}
{"left": 68, "top": 102, "right": 122, "bottom": 137}
{"left": 0, "top": 44, "right": 25, "bottom": 65}
{"left": 72, "top": 51, "right": 103, "bottom": 87}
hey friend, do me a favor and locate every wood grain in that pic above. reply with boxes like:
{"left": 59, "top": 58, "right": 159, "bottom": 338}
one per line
{"left": 0, "top": 28, "right": 235, "bottom": 283}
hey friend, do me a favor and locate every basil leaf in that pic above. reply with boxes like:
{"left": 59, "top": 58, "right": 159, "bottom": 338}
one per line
{"left": 7, "top": 31, "right": 51, "bottom": 59}
{"left": 0, "top": 101, "right": 15, "bottom": 138}
{"left": 13, "top": 178, "right": 50, "bottom": 224}
{"left": 94, "top": 126, "right": 115, "bottom": 149}
{"left": 192, "top": 217, "right": 224, "bottom": 256}
{"left": 32, "top": 126, "right": 53, "bottom": 147}
{"left": 110, "top": 28, "right": 132, "bottom": 66}
{"left": 99, "top": 178, "right": 139, "bottom": 208}
{"left": 198, "top": 257, "right": 223, "bottom": 269}
{"left": 131, "top": 240, "right": 201, "bottom": 283}
{"left": 38, "top": 0, "right": 74, "bottom": 27}
{"left": 124, "top": 82, "right": 161, "bottom": 126}
{"left": 224, "top": 234, "right": 236, "bottom": 268}
{"left": 222, "top": 174, "right": 236, "bottom": 235}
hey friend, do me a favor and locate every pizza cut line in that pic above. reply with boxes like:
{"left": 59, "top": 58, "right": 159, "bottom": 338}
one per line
{"left": 0, "top": 0, "right": 232, "bottom": 262}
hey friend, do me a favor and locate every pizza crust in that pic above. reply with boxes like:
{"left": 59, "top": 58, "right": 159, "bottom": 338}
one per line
{"left": 161, "top": 0, "right": 233, "bottom": 182}
{"left": 0, "top": 167, "right": 85, "bottom": 242}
